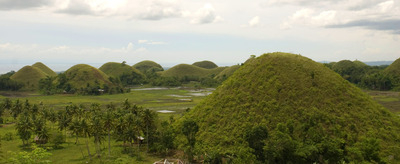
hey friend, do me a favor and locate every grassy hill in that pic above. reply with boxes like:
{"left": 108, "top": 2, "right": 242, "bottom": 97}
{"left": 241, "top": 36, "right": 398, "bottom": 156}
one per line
{"left": 133, "top": 60, "right": 164, "bottom": 73}
{"left": 179, "top": 52, "right": 400, "bottom": 163}
{"left": 192, "top": 60, "right": 218, "bottom": 69}
{"left": 65, "top": 64, "right": 112, "bottom": 89}
{"left": 160, "top": 64, "right": 226, "bottom": 78}
{"left": 10, "top": 66, "right": 48, "bottom": 91}
{"left": 99, "top": 62, "right": 144, "bottom": 84}
{"left": 214, "top": 65, "right": 240, "bottom": 81}
{"left": 32, "top": 62, "right": 57, "bottom": 77}
{"left": 384, "top": 58, "right": 400, "bottom": 90}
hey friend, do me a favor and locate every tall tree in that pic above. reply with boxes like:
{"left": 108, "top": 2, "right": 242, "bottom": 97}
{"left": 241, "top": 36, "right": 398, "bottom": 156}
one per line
{"left": 16, "top": 112, "right": 33, "bottom": 146}
{"left": 182, "top": 119, "right": 199, "bottom": 163}
{"left": 103, "top": 109, "right": 115, "bottom": 157}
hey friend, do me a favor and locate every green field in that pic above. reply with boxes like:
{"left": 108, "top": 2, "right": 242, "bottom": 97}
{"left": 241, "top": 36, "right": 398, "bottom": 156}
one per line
{"left": 0, "top": 87, "right": 211, "bottom": 164}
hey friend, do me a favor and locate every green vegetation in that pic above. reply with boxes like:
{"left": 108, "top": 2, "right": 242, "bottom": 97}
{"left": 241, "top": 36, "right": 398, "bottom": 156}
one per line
{"left": 214, "top": 64, "right": 240, "bottom": 81}
{"left": 99, "top": 61, "right": 145, "bottom": 86}
{"left": 32, "top": 62, "right": 57, "bottom": 77}
{"left": 192, "top": 60, "right": 218, "bottom": 69}
{"left": 384, "top": 58, "right": 400, "bottom": 90}
{"left": 0, "top": 71, "right": 24, "bottom": 91}
{"left": 133, "top": 60, "right": 164, "bottom": 74}
{"left": 325, "top": 59, "right": 399, "bottom": 91}
{"left": 179, "top": 52, "right": 400, "bottom": 163}
{"left": 161, "top": 64, "right": 225, "bottom": 78}
{"left": 10, "top": 66, "right": 48, "bottom": 91}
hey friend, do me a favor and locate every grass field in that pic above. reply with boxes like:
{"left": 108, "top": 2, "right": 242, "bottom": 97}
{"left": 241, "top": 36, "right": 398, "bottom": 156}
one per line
{"left": 365, "top": 90, "right": 400, "bottom": 114}
{"left": 0, "top": 87, "right": 212, "bottom": 164}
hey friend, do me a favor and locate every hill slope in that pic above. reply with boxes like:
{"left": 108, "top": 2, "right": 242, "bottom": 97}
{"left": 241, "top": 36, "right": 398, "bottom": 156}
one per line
{"left": 180, "top": 52, "right": 400, "bottom": 163}
{"left": 214, "top": 65, "right": 240, "bottom": 81}
{"left": 133, "top": 60, "right": 164, "bottom": 73}
{"left": 32, "top": 62, "right": 57, "bottom": 77}
{"left": 192, "top": 60, "right": 218, "bottom": 69}
{"left": 10, "top": 66, "right": 47, "bottom": 90}
{"left": 65, "top": 64, "right": 112, "bottom": 89}
{"left": 160, "top": 64, "right": 225, "bottom": 78}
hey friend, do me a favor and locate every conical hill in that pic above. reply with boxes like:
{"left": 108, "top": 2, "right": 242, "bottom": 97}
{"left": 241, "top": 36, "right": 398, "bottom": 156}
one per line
{"left": 161, "top": 64, "right": 226, "bottom": 78}
{"left": 99, "top": 62, "right": 144, "bottom": 85}
{"left": 65, "top": 64, "right": 112, "bottom": 89}
{"left": 32, "top": 62, "right": 57, "bottom": 76}
{"left": 192, "top": 60, "right": 218, "bottom": 69}
{"left": 133, "top": 60, "right": 164, "bottom": 73}
{"left": 10, "top": 66, "right": 47, "bottom": 90}
{"left": 181, "top": 52, "right": 400, "bottom": 163}
{"left": 384, "top": 58, "right": 400, "bottom": 76}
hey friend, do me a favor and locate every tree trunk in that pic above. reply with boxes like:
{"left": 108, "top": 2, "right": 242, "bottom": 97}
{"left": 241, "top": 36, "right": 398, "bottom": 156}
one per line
{"left": 86, "top": 139, "right": 92, "bottom": 161}
{"left": 146, "top": 125, "right": 149, "bottom": 152}
{"left": 108, "top": 129, "right": 111, "bottom": 157}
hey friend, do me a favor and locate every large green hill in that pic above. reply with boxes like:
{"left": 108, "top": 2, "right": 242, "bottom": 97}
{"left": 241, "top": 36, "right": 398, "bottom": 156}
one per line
{"left": 32, "top": 62, "right": 57, "bottom": 77}
{"left": 192, "top": 60, "right": 218, "bottom": 69}
{"left": 160, "top": 64, "right": 226, "bottom": 78}
{"left": 180, "top": 52, "right": 400, "bottom": 163}
{"left": 65, "top": 64, "right": 112, "bottom": 89}
{"left": 10, "top": 66, "right": 47, "bottom": 90}
{"left": 99, "top": 62, "right": 144, "bottom": 85}
{"left": 133, "top": 60, "right": 164, "bottom": 73}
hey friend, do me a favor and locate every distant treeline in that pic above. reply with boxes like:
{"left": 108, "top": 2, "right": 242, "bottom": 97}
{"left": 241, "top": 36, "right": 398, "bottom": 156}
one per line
{"left": 324, "top": 60, "right": 400, "bottom": 91}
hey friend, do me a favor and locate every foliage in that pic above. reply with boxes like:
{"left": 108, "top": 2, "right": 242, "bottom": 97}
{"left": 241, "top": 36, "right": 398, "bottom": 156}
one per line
{"left": 0, "top": 71, "right": 24, "bottom": 91}
{"left": 7, "top": 145, "right": 52, "bottom": 164}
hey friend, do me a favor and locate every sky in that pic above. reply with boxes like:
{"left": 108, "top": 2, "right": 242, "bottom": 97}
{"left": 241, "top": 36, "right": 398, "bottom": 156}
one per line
{"left": 0, "top": 0, "right": 399, "bottom": 73}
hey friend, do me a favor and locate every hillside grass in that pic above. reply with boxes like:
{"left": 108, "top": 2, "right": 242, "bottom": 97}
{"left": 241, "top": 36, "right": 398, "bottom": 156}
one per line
{"left": 65, "top": 64, "right": 112, "bottom": 89}
{"left": 214, "top": 64, "right": 240, "bottom": 81}
{"left": 32, "top": 62, "right": 57, "bottom": 77}
{"left": 180, "top": 52, "right": 400, "bottom": 163}
{"left": 10, "top": 66, "right": 48, "bottom": 91}
{"left": 192, "top": 61, "right": 218, "bottom": 69}
{"left": 160, "top": 64, "right": 226, "bottom": 78}
{"left": 99, "top": 62, "right": 143, "bottom": 78}
{"left": 133, "top": 60, "right": 164, "bottom": 73}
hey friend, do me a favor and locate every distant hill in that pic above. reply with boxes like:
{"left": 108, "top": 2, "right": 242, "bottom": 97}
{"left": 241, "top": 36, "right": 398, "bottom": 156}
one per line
{"left": 214, "top": 64, "right": 240, "bottom": 81}
{"left": 65, "top": 64, "right": 112, "bottom": 89}
{"left": 10, "top": 66, "right": 47, "bottom": 90}
{"left": 180, "top": 52, "right": 400, "bottom": 163}
{"left": 133, "top": 60, "right": 164, "bottom": 74}
{"left": 160, "top": 64, "right": 226, "bottom": 78}
{"left": 32, "top": 62, "right": 57, "bottom": 77}
{"left": 192, "top": 60, "right": 218, "bottom": 69}
{"left": 384, "top": 58, "right": 400, "bottom": 90}
{"left": 99, "top": 62, "right": 144, "bottom": 85}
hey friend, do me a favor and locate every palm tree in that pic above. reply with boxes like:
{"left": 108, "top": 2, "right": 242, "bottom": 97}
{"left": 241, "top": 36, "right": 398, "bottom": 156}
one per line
{"left": 11, "top": 99, "right": 22, "bottom": 120}
{"left": 16, "top": 112, "right": 33, "bottom": 146}
{"left": 81, "top": 119, "right": 92, "bottom": 161}
{"left": 90, "top": 113, "right": 104, "bottom": 157}
{"left": 141, "top": 109, "right": 156, "bottom": 152}
{"left": 103, "top": 110, "right": 115, "bottom": 157}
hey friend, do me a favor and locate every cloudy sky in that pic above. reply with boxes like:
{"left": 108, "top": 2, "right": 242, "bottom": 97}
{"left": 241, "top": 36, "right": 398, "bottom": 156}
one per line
{"left": 0, "top": 0, "right": 399, "bottom": 72}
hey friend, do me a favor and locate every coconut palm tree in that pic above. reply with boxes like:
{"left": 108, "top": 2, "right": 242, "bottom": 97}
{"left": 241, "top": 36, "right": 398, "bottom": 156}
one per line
{"left": 103, "top": 110, "right": 115, "bottom": 157}
{"left": 16, "top": 112, "right": 33, "bottom": 146}
{"left": 141, "top": 108, "right": 156, "bottom": 152}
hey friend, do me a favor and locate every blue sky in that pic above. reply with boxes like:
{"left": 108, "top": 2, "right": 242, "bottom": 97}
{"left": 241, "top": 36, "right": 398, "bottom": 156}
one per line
{"left": 0, "top": 0, "right": 399, "bottom": 73}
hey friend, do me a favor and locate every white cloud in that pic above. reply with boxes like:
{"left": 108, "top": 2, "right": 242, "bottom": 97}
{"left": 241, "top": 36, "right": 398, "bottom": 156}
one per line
{"left": 190, "top": 3, "right": 223, "bottom": 24}
{"left": 249, "top": 16, "right": 260, "bottom": 27}
{"left": 138, "top": 40, "right": 148, "bottom": 44}
{"left": 57, "top": 0, "right": 95, "bottom": 15}
{"left": 281, "top": 8, "right": 337, "bottom": 29}
{"left": 136, "top": 0, "right": 183, "bottom": 20}
{"left": 138, "top": 40, "right": 167, "bottom": 45}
